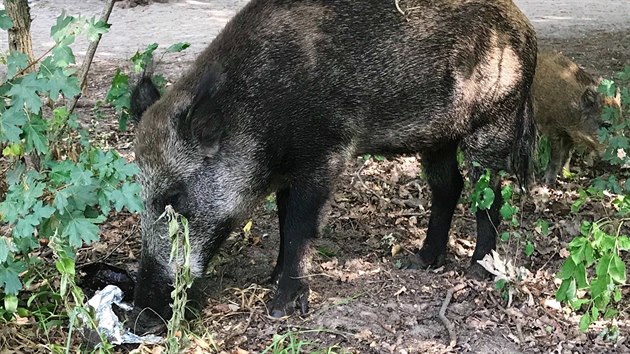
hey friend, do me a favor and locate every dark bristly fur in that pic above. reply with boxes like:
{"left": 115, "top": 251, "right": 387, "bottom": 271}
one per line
{"left": 130, "top": 0, "right": 537, "bottom": 331}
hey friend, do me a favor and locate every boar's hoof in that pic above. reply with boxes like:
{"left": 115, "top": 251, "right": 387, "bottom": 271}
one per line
{"left": 404, "top": 248, "right": 446, "bottom": 270}
{"left": 267, "top": 286, "right": 309, "bottom": 318}
{"left": 543, "top": 173, "right": 558, "bottom": 186}
{"left": 466, "top": 262, "right": 492, "bottom": 280}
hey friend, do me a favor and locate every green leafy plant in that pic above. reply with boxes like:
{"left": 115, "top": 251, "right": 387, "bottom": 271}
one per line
{"left": 0, "top": 13, "right": 142, "bottom": 314}
{"left": 261, "top": 330, "right": 343, "bottom": 354}
{"left": 162, "top": 205, "right": 194, "bottom": 354}
{"left": 555, "top": 220, "right": 629, "bottom": 331}
{"left": 555, "top": 69, "right": 630, "bottom": 332}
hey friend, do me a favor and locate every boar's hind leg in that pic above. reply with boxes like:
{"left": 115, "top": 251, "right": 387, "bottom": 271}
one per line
{"left": 269, "top": 188, "right": 289, "bottom": 284}
{"left": 267, "top": 180, "right": 331, "bottom": 318}
{"left": 408, "top": 144, "right": 463, "bottom": 269}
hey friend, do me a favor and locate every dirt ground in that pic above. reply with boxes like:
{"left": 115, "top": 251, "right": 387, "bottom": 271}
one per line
{"left": 1, "top": 0, "right": 630, "bottom": 353}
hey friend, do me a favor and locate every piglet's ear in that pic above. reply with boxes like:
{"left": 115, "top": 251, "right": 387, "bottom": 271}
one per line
{"left": 130, "top": 76, "right": 162, "bottom": 122}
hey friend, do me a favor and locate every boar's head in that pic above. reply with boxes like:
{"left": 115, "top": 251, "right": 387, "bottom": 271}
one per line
{"left": 576, "top": 84, "right": 622, "bottom": 154}
{"left": 128, "top": 65, "right": 259, "bottom": 332}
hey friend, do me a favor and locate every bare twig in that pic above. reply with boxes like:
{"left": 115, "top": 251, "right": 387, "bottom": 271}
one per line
{"left": 439, "top": 283, "right": 467, "bottom": 348}
{"left": 78, "top": 224, "right": 137, "bottom": 268}
{"left": 489, "top": 295, "right": 525, "bottom": 345}
{"left": 394, "top": 0, "right": 405, "bottom": 15}
{"left": 354, "top": 169, "right": 387, "bottom": 201}
{"left": 13, "top": 46, "right": 54, "bottom": 77}
{"left": 69, "top": 0, "right": 116, "bottom": 114}
{"left": 290, "top": 272, "right": 335, "bottom": 280}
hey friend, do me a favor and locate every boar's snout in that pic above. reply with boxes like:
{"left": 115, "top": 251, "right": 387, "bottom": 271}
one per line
{"left": 130, "top": 255, "right": 174, "bottom": 334}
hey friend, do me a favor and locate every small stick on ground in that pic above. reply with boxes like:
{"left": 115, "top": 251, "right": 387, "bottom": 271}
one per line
{"left": 489, "top": 294, "right": 525, "bottom": 345}
{"left": 439, "top": 283, "right": 467, "bottom": 348}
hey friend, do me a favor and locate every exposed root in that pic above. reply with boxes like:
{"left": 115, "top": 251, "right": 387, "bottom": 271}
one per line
{"left": 439, "top": 283, "right": 467, "bottom": 348}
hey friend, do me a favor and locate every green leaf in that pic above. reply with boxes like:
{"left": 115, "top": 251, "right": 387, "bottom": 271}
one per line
{"left": 84, "top": 19, "right": 110, "bottom": 41}
{"left": 62, "top": 214, "right": 104, "bottom": 248}
{"left": 524, "top": 241, "right": 534, "bottom": 257}
{"left": 591, "top": 306, "right": 600, "bottom": 321}
{"left": 22, "top": 116, "right": 49, "bottom": 154}
{"left": 0, "top": 237, "right": 17, "bottom": 263}
{"left": 2, "top": 143, "right": 24, "bottom": 157}
{"left": 374, "top": 155, "right": 385, "bottom": 162}
{"left": 6, "top": 52, "right": 29, "bottom": 79}
{"left": 112, "top": 158, "right": 140, "bottom": 179}
{"left": 604, "top": 308, "right": 618, "bottom": 320}
{"left": 613, "top": 287, "right": 622, "bottom": 302}
{"left": 53, "top": 190, "right": 69, "bottom": 215}
{"left": 579, "top": 313, "right": 591, "bottom": 332}
{"left": 50, "top": 44, "right": 76, "bottom": 68}
{"left": 598, "top": 79, "right": 617, "bottom": 98}
{"left": 609, "top": 254, "right": 626, "bottom": 284}
{"left": 113, "top": 182, "right": 143, "bottom": 213}
{"left": 556, "top": 279, "right": 570, "bottom": 301}
{"left": 565, "top": 278, "right": 577, "bottom": 301}
{"left": 618, "top": 236, "right": 630, "bottom": 251}
{"left": 557, "top": 258, "right": 577, "bottom": 280}
{"left": 595, "top": 254, "right": 613, "bottom": 278}
{"left": 165, "top": 42, "right": 190, "bottom": 53}
{"left": 70, "top": 167, "right": 93, "bottom": 186}
{"left": 575, "top": 263, "right": 588, "bottom": 289}
{"left": 4, "top": 294, "right": 18, "bottom": 313}
{"left": 536, "top": 219, "right": 549, "bottom": 236}
{"left": 8, "top": 73, "right": 47, "bottom": 113}
{"left": 0, "top": 105, "right": 28, "bottom": 142}
{"left": 500, "top": 231, "right": 510, "bottom": 242}
{"left": 0, "top": 10, "right": 14, "bottom": 30}
{"left": 131, "top": 43, "right": 159, "bottom": 73}
{"left": 32, "top": 200, "right": 55, "bottom": 220}
{"left": 55, "top": 258, "right": 75, "bottom": 277}
{"left": 51, "top": 13, "right": 76, "bottom": 43}
{"left": 46, "top": 69, "right": 80, "bottom": 100}
{"left": 500, "top": 203, "right": 515, "bottom": 220}
{"left": 0, "top": 266, "right": 22, "bottom": 295}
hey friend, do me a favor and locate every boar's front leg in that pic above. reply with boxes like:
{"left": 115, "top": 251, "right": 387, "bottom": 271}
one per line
{"left": 267, "top": 180, "right": 331, "bottom": 318}
{"left": 269, "top": 188, "right": 289, "bottom": 284}
{"left": 408, "top": 144, "right": 463, "bottom": 268}
{"left": 467, "top": 169, "right": 502, "bottom": 279}
{"left": 544, "top": 135, "right": 572, "bottom": 185}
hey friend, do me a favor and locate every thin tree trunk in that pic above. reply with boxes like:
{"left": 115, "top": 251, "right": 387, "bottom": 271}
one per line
{"left": 4, "top": 0, "right": 34, "bottom": 71}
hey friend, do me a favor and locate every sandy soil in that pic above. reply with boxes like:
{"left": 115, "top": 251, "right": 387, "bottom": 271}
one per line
{"left": 1, "top": 1, "right": 629, "bottom": 353}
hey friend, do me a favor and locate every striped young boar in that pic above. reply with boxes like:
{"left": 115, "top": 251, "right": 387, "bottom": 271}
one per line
{"left": 130, "top": 0, "right": 537, "bottom": 329}
{"left": 534, "top": 51, "right": 622, "bottom": 184}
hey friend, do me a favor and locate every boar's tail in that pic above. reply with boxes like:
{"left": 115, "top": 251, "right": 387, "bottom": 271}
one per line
{"left": 511, "top": 93, "right": 537, "bottom": 193}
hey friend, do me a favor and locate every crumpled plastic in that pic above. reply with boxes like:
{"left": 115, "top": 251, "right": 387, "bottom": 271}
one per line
{"left": 81, "top": 285, "right": 163, "bottom": 345}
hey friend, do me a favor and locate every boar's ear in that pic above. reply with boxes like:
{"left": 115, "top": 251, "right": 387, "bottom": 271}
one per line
{"left": 580, "top": 87, "right": 600, "bottom": 113}
{"left": 184, "top": 64, "right": 225, "bottom": 156}
{"left": 130, "top": 76, "right": 161, "bottom": 122}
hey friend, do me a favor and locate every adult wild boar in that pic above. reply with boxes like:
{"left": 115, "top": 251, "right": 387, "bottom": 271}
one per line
{"left": 533, "top": 50, "right": 622, "bottom": 185}
{"left": 130, "top": 0, "right": 537, "bottom": 326}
